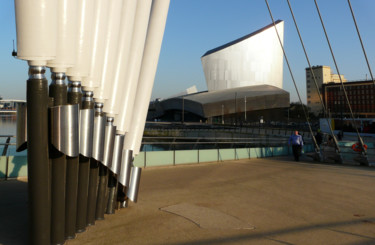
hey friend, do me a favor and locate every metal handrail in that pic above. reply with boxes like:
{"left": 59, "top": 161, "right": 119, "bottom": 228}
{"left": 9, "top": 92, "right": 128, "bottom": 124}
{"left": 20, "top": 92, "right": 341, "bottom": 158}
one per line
{"left": 0, "top": 135, "right": 16, "bottom": 156}
{"left": 140, "top": 135, "right": 313, "bottom": 153}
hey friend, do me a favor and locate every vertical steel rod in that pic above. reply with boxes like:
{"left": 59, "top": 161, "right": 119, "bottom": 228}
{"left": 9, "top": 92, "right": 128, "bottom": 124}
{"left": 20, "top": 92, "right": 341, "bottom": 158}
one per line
{"left": 86, "top": 103, "right": 104, "bottom": 226}
{"left": 86, "top": 159, "right": 99, "bottom": 225}
{"left": 27, "top": 66, "right": 51, "bottom": 245}
{"left": 106, "top": 172, "right": 117, "bottom": 214}
{"left": 65, "top": 81, "right": 82, "bottom": 239}
{"left": 95, "top": 164, "right": 108, "bottom": 220}
{"left": 76, "top": 91, "right": 94, "bottom": 233}
{"left": 49, "top": 72, "right": 68, "bottom": 245}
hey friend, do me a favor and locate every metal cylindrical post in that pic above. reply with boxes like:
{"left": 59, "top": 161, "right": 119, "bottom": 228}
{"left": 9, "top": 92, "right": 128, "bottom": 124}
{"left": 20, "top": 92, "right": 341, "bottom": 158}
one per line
{"left": 49, "top": 72, "right": 68, "bottom": 245}
{"left": 106, "top": 172, "right": 117, "bottom": 214}
{"left": 117, "top": 183, "right": 126, "bottom": 208}
{"left": 127, "top": 167, "right": 142, "bottom": 203}
{"left": 27, "top": 66, "right": 51, "bottom": 245}
{"left": 87, "top": 158, "right": 99, "bottom": 225}
{"left": 95, "top": 164, "right": 108, "bottom": 220}
{"left": 65, "top": 81, "right": 82, "bottom": 239}
{"left": 76, "top": 91, "right": 94, "bottom": 233}
{"left": 86, "top": 103, "right": 104, "bottom": 226}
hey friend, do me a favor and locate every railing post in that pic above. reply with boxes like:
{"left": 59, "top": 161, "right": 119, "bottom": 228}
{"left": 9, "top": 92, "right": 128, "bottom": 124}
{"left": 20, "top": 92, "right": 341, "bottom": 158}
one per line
{"left": 198, "top": 148, "right": 200, "bottom": 163}
{"left": 5, "top": 156, "right": 9, "bottom": 180}
{"left": 2, "top": 136, "right": 11, "bottom": 156}
{"left": 144, "top": 150, "right": 147, "bottom": 168}
{"left": 173, "top": 145, "right": 176, "bottom": 166}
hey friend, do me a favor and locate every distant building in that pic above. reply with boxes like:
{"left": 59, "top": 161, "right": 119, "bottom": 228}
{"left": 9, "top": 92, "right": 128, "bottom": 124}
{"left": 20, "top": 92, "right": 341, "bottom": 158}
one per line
{"left": 322, "top": 80, "right": 375, "bottom": 118}
{"left": 149, "top": 20, "right": 290, "bottom": 124}
{"left": 149, "top": 85, "right": 289, "bottom": 124}
{"left": 306, "top": 65, "right": 346, "bottom": 115}
{"left": 0, "top": 99, "right": 25, "bottom": 113}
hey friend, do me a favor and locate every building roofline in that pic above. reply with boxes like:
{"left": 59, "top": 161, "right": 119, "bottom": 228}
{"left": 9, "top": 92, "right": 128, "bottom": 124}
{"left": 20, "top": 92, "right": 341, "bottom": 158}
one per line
{"left": 201, "top": 20, "right": 283, "bottom": 58}
{"left": 305, "top": 65, "right": 331, "bottom": 70}
{"left": 322, "top": 79, "right": 374, "bottom": 86}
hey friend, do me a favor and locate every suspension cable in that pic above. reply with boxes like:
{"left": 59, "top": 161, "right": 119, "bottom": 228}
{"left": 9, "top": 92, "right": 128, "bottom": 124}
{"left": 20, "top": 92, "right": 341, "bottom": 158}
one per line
{"left": 347, "top": 0, "right": 374, "bottom": 85}
{"left": 314, "top": 0, "right": 367, "bottom": 155}
{"left": 286, "top": 0, "right": 340, "bottom": 153}
{"left": 264, "top": 0, "right": 319, "bottom": 152}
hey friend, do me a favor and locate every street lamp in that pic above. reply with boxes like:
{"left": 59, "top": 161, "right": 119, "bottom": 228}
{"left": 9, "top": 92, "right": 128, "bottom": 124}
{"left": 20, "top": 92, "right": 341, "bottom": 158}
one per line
{"left": 182, "top": 96, "right": 184, "bottom": 124}
{"left": 234, "top": 92, "right": 237, "bottom": 125}
{"left": 221, "top": 104, "right": 224, "bottom": 124}
{"left": 244, "top": 96, "right": 247, "bottom": 122}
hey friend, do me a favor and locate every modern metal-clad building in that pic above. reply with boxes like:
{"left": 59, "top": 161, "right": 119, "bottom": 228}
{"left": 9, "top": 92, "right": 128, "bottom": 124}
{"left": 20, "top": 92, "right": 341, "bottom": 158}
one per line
{"left": 148, "top": 20, "right": 290, "bottom": 123}
{"left": 201, "top": 20, "right": 284, "bottom": 91}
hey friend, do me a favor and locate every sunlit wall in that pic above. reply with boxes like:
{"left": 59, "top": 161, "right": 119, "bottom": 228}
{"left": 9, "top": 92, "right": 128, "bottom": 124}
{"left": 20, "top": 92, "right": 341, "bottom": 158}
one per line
{"left": 201, "top": 20, "right": 284, "bottom": 92}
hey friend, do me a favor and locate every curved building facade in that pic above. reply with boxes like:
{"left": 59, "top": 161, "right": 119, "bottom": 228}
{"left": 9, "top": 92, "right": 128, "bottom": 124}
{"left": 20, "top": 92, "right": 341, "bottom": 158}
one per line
{"left": 148, "top": 20, "right": 289, "bottom": 123}
{"left": 150, "top": 85, "right": 289, "bottom": 123}
{"left": 201, "top": 20, "right": 284, "bottom": 91}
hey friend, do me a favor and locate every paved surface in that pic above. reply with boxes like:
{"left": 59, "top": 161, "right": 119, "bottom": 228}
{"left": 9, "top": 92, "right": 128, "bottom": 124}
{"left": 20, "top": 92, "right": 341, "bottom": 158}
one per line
{"left": 1, "top": 156, "right": 375, "bottom": 245}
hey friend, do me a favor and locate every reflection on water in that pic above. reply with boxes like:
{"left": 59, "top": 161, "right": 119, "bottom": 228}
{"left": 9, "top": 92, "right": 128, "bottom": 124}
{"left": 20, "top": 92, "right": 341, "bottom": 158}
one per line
{"left": 0, "top": 114, "right": 17, "bottom": 135}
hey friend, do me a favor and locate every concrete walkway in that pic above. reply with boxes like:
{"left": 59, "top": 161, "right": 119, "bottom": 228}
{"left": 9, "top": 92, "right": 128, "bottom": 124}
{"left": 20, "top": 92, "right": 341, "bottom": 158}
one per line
{"left": 1, "top": 157, "right": 375, "bottom": 244}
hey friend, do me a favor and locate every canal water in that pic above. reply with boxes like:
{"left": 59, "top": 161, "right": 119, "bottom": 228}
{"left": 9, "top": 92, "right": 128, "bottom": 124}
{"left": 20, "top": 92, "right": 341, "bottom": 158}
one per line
{"left": 1, "top": 114, "right": 372, "bottom": 161}
{"left": 0, "top": 114, "right": 23, "bottom": 156}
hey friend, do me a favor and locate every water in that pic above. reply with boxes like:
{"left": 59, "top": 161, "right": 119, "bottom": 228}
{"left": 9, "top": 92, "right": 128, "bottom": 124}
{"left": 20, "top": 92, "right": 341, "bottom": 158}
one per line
{"left": 0, "top": 114, "right": 16, "bottom": 135}
{"left": 0, "top": 114, "right": 25, "bottom": 156}
{"left": 1, "top": 114, "right": 374, "bottom": 162}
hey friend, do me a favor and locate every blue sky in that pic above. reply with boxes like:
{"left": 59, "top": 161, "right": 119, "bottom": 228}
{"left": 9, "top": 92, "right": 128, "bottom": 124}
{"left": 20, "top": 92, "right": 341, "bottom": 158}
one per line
{"left": 1, "top": 0, "right": 374, "bottom": 103}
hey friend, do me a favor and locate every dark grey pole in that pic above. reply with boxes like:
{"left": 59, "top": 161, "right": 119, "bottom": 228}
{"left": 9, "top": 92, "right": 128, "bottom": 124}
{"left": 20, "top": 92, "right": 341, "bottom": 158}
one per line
{"left": 117, "top": 183, "right": 127, "bottom": 208}
{"left": 27, "top": 66, "right": 51, "bottom": 245}
{"left": 86, "top": 159, "right": 99, "bottom": 225}
{"left": 95, "top": 164, "right": 108, "bottom": 220}
{"left": 76, "top": 90, "right": 94, "bottom": 233}
{"left": 49, "top": 72, "right": 68, "bottom": 245}
{"left": 65, "top": 81, "right": 82, "bottom": 239}
{"left": 106, "top": 172, "right": 117, "bottom": 214}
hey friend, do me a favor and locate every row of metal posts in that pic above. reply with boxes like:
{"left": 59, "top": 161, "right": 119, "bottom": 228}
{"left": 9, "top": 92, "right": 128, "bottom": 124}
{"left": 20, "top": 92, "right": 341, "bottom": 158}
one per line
{"left": 14, "top": 0, "right": 171, "bottom": 244}
{"left": 23, "top": 66, "right": 126, "bottom": 244}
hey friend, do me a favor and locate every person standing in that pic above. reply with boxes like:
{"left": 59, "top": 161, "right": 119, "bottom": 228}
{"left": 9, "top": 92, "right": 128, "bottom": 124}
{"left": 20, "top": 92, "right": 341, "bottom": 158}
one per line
{"left": 315, "top": 129, "right": 323, "bottom": 148}
{"left": 289, "top": 130, "right": 304, "bottom": 161}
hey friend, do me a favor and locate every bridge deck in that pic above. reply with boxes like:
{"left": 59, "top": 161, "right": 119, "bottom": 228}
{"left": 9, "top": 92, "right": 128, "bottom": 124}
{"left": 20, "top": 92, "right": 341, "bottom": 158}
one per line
{"left": 1, "top": 156, "right": 375, "bottom": 245}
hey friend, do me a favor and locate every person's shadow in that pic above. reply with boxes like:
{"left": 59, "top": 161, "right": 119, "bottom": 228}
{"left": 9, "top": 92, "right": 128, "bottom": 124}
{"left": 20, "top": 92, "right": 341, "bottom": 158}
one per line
{"left": 8, "top": 156, "right": 27, "bottom": 179}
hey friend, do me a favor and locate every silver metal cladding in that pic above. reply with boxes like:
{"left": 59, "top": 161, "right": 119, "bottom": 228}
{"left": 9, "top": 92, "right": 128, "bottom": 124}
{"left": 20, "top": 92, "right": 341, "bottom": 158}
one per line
{"left": 102, "top": 117, "right": 116, "bottom": 167}
{"left": 201, "top": 21, "right": 284, "bottom": 91}
{"left": 16, "top": 102, "right": 27, "bottom": 152}
{"left": 50, "top": 104, "right": 80, "bottom": 157}
{"left": 118, "top": 149, "right": 133, "bottom": 187}
{"left": 110, "top": 134, "right": 125, "bottom": 174}
{"left": 79, "top": 109, "right": 94, "bottom": 157}
{"left": 28, "top": 66, "right": 45, "bottom": 80}
{"left": 127, "top": 167, "right": 142, "bottom": 203}
{"left": 92, "top": 103, "right": 106, "bottom": 162}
